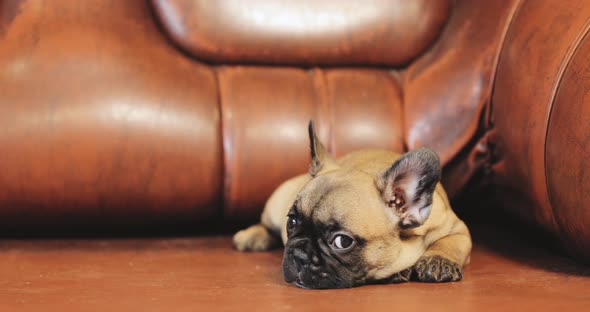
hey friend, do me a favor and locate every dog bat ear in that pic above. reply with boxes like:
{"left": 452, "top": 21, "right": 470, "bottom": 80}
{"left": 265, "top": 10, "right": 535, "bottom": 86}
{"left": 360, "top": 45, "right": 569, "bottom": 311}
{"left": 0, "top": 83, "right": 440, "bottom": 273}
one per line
{"left": 377, "top": 148, "right": 441, "bottom": 229}
{"left": 308, "top": 120, "right": 337, "bottom": 177}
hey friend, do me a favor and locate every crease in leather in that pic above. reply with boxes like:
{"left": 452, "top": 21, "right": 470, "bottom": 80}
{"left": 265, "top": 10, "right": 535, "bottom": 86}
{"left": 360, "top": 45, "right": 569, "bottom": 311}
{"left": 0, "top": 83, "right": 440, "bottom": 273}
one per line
{"left": 402, "top": 0, "right": 522, "bottom": 168}
{"left": 544, "top": 25, "right": 590, "bottom": 262}
{"left": 542, "top": 18, "right": 590, "bottom": 218}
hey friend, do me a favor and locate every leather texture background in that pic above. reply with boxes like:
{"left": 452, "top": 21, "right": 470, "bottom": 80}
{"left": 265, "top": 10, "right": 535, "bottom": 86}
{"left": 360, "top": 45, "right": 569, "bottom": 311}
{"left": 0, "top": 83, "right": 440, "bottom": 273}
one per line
{"left": 1, "top": 0, "right": 589, "bottom": 262}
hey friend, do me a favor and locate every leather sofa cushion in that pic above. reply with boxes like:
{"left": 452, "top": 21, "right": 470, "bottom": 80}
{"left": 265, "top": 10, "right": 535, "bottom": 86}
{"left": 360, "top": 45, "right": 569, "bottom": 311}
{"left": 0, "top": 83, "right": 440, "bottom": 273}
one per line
{"left": 151, "top": 0, "right": 451, "bottom": 66}
{"left": 218, "top": 67, "right": 404, "bottom": 218}
{"left": 0, "top": 0, "right": 223, "bottom": 229}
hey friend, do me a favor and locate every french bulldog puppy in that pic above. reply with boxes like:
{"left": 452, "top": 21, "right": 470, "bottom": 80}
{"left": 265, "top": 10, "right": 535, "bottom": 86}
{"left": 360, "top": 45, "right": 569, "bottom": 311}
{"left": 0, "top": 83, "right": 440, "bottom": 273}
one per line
{"left": 233, "top": 121, "right": 471, "bottom": 289}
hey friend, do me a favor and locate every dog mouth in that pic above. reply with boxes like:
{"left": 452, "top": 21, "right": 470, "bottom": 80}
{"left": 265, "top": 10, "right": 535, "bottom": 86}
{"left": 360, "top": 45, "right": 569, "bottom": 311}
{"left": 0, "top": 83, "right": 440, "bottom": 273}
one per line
{"left": 293, "top": 277, "right": 311, "bottom": 289}
{"left": 283, "top": 243, "right": 361, "bottom": 289}
{"left": 291, "top": 271, "right": 347, "bottom": 289}
{"left": 291, "top": 271, "right": 312, "bottom": 289}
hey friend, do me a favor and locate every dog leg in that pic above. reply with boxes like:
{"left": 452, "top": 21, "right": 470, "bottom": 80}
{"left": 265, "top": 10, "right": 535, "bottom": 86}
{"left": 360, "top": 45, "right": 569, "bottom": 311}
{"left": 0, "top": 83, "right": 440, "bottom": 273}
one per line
{"left": 233, "top": 224, "right": 281, "bottom": 252}
{"left": 413, "top": 223, "right": 472, "bottom": 282}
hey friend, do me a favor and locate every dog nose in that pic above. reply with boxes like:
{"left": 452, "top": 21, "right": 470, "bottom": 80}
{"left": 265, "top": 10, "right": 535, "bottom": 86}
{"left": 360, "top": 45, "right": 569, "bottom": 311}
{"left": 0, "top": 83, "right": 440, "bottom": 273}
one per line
{"left": 293, "top": 248, "right": 309, "bottom": 268}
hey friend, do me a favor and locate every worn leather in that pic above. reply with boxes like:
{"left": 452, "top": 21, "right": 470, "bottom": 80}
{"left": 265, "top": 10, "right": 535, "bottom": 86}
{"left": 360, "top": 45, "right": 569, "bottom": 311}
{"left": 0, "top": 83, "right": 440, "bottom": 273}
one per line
{"left": 151, "top": 0, "right": 452, "bottom": 66}
{"left": 491, "top": 0, "right": 590, "bottom": 261}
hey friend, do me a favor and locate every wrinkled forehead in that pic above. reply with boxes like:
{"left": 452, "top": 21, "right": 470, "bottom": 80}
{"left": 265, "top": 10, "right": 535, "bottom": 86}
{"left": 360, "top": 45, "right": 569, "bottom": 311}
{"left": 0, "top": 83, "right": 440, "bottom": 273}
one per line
{"left": 297, "top": 171, "right": 391, "bottom": 235}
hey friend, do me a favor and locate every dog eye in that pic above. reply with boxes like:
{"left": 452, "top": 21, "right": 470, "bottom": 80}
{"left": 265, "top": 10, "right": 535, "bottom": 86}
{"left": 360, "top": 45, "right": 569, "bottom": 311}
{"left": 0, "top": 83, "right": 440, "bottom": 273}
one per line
{"left": 331, "top": 234, "right": 354, "bottom": 250}
{"left": 287, "top": 213, "right": 298, "bottom": 229}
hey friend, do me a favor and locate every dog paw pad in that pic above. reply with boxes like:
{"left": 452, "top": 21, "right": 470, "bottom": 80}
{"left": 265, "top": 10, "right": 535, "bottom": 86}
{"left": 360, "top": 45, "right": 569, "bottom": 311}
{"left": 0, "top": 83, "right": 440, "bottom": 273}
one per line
{"left": 412, "top": 255, "right": 463, "bottom": 282}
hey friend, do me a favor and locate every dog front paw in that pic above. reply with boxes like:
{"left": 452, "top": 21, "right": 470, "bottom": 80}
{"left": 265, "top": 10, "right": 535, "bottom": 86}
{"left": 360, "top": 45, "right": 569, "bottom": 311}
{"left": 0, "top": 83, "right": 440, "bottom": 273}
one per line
{"left": 388, "top": 268, "right": 413, "bottom": 283}
{"left": 412, "top": 255, "right": 463, "bottom": 282}
{"left": 233, "top": 224, "right": 280, "bottom": 252}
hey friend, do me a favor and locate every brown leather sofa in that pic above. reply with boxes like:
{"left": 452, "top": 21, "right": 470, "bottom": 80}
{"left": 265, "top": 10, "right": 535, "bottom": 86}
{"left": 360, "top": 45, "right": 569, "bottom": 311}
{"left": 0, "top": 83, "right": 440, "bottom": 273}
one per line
{"left": 1, "top": 1, "right": 590, "bottom": 308}
{"left": 2, "top": 0, "right": 589, "bottom": 261}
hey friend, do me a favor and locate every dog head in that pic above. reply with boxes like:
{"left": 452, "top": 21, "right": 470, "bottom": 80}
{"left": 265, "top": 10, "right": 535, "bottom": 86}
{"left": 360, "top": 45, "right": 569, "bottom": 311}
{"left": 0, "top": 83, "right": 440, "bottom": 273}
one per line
{"left": 282, "top": 121, "right": 441, "bottom": 289}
